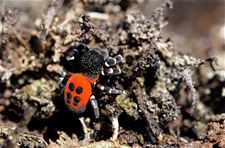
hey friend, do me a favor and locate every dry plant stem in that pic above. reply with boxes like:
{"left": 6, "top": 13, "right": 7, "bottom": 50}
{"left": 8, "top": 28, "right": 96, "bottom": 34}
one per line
{"left": 181, "top": 69, "right": 196, "bottom": 113}
{"left": 110, "top": 115, "right": 119, "bottom": 140}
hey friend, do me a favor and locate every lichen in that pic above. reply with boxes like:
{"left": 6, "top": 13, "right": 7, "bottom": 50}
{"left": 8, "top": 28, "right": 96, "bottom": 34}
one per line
{"left": 115, "top": 92, "right": 139, "bottom": 120}
{"left": 12, "top": 78, "right": 57, "bottom": 119}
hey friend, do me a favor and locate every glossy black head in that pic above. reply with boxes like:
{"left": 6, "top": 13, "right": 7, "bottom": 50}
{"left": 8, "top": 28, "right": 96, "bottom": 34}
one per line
{"left": 63, "top": 44, "right": 105, "bottom": 78}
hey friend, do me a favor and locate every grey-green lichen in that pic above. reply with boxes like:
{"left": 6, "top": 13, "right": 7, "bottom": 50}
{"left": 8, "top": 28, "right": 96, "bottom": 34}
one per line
{"left": 12, "top": 78, "right": 57, "bottom": 119}
{"left": 115, "top": 92, "right": 139, "bottom": 120}
{"left": 0, "top": 125, "right": 48, "bottom": 148}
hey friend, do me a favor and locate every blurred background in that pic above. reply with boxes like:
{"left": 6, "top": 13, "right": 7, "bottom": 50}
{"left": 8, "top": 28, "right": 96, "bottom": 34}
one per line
{"left": 142, "top": 0, "right": 225, "bottom": 59}
{"left": 2, "top": 0, "right": 225, "bottom": 66}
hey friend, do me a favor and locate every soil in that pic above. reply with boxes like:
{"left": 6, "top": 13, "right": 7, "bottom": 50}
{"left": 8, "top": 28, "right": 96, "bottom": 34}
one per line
{"left": 0, "top": 0, "right": 225, "bottom": 147}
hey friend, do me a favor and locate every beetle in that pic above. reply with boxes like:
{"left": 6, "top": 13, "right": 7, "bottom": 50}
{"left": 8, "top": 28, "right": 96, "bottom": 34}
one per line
{"left": 60, "top": 43, "right": 124, "bottom": 118}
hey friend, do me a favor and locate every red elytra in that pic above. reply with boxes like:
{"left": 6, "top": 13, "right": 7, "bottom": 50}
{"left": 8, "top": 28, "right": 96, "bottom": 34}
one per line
{"left": 64, "top": 73, "right": 99, "bottom": 111}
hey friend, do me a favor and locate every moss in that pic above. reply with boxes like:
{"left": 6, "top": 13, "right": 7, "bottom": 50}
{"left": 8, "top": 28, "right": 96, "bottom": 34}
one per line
{"left": 115, "top": 92, "right": 139, "bottom": 120}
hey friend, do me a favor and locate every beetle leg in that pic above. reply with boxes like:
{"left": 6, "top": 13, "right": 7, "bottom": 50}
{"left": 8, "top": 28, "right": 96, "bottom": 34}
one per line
{"left": 58, "top": 72, "right": 69, "bottom": 94}
{"left": 105, "top": 57, "right": 117, "bottom": 67}
{"left": 102, "top": 54, "right": 124, "bottom": 75}
{"left": 114, "top": 54, "right": 125, "bottom": 63}
{"left": 104, "top": 54, "right": 124, "bottom": 67}
{"left": 66, "top": 48, "right": 79, "bottom": 61}
{"left": 106, "top": 66, "right": 121, "bottom": 75}
{"left": 59, "top": 72, "right": 67, "bottom": 82}
{"left": 79, "top": 117, "right": 91, "bottom": 140}
{"left": 90, "top": 95, "right": 100, "bottom": 119}
{"left": 66, "top": 55, "right": 75, "bottom": 61}
{"left": 101, "top": 66, "right": 121, "bottom": 75}
{"left": 58, "top": 72, "right": 75, "bottom": 94}
{"left": 99, "top": 86, "right": 122, "bottom": 94}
